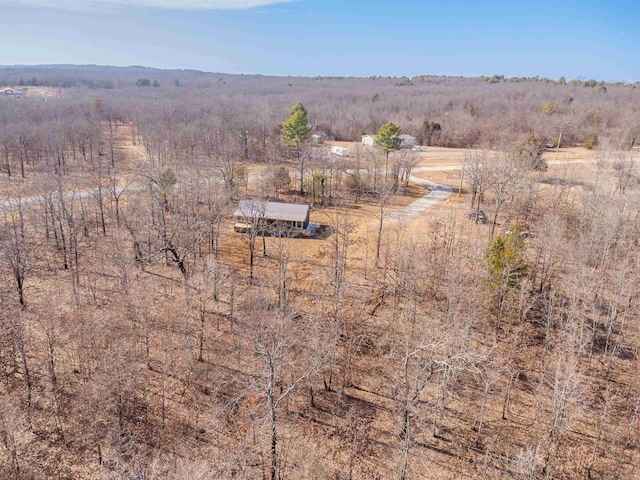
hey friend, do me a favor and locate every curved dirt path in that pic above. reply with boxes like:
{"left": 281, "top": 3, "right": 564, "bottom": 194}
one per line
{"left": 388, "top": 170, "right": 454, "bottom": 222}
{"left": 386, "top": 150, "right": 640, "bottom": 223}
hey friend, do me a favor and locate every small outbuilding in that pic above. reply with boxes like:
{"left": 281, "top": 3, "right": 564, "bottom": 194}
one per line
{"left": 399, "top": 134, "right": 416, "bottom": 148}
{"left": 361, "top": 135, "right": 376, "bottom": 146}
{"left": 234, "top": 200, "right": 310, "bottom": 235}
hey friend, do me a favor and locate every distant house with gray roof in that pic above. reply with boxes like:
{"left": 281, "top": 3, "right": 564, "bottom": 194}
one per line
{"left": 399, "top": 134, "right": 416, "bottom": 148}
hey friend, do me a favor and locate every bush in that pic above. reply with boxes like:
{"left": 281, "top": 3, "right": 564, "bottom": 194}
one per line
{"left": 518, "top": 135, "right": 547, "bottom": 171}
{"left": 584, "top": 134, "right": 598, "bottom": 150}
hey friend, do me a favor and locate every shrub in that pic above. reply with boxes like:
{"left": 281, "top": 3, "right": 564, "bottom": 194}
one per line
{"left": 584, "top": 134, "right": 598, "bottom": 150}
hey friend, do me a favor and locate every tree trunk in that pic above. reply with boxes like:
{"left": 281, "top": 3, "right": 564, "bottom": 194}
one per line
{"left": 299, "top": 150, "right": 305, "bottom": 196}
{"left": 375, "top": 204, "right": 384, "bottom": 268}
{"left": 198, "top": 309, "right": 205, "bottom": 362}
{"left": 490, "top": 205, "right": 500, "bottom": 237}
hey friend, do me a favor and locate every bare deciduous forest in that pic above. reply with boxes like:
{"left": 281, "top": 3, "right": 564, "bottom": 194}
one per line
{"left": 0, "top": 65, "right": 639, "bottom": 479}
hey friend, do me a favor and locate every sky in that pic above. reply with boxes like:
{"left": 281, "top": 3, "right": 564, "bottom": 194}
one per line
{"left": 0, "top": 0, "right": 639, "bottom": 81}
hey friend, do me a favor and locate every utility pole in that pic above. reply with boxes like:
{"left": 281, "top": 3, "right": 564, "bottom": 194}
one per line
{"left": 556, "top": 127, "right": 563, "bottom": 161}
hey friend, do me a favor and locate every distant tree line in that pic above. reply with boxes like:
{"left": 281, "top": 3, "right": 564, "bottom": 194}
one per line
{"left": 1, "top": 69, "right": 639, "bottom": 174}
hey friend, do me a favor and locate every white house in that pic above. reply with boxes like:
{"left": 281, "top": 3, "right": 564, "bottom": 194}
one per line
{"left": 361, "top": 135, "right": 376, "bottom": 146}
{"left": 364, "top": 133, "right": 415, "bottom": 148}
{"left": 331, "top": 145, "right": 349, "bottom": 157}
{"left": 399, "top": 135, "right": 416, "bottom": 148}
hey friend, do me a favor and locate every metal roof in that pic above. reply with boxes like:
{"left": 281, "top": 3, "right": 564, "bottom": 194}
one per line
{"left": 234, "top": 200, "right": 309, "bottom": 223}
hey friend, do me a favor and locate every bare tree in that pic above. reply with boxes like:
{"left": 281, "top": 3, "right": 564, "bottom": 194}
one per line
{"left": 316, "top": 205, "right": 354, "bottom": 392}
{"left": 0, "top": 392, "right": 27, "bottom": 479}
{"left": 373, "top": 181, "right": 395, "bottom": 268}
{"left": 235, "top": 198, "right": 267, "bottom": 281}
{"left": 544, "top": 352, "right": 585, "bottom": 475}
{"left": 484, "top": 149, "right": 528, "bottom": 236}
{"left": 0, "top": 196, "right": 31, "bottom": 307}
{"left": 611, "top": 152, "right": 637, "bottom": 195}
{"left": 150, "top": 170, "right": 208, "bottom": 280}
{"left": 243, "top": 293, "right": 319, "bottom": 480}
{"left": 395, "top": 149, "right": 420, "bottom": 190}
{"left": 188, "top": 258, "right": 223, "bottom": 362}
{"left": 463, "top": 149, "right": 487, "bottom": 215}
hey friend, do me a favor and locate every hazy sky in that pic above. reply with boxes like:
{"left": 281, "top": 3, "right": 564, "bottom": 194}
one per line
{"left": 1, "top": 0, "right": 638, "bottom": 80}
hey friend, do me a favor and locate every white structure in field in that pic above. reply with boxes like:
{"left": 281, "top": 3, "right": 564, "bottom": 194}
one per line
{"left": 399, "top": 134, "right": 416, "bottom": 148}
{"left": 363, "top": 134, "right": 416, "bottom": 148}
{"left": 331, "top": 145, "right": 349, "bottom": 157}
{"left": 361, "top": 135, "right": 376, "bottom": 146}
